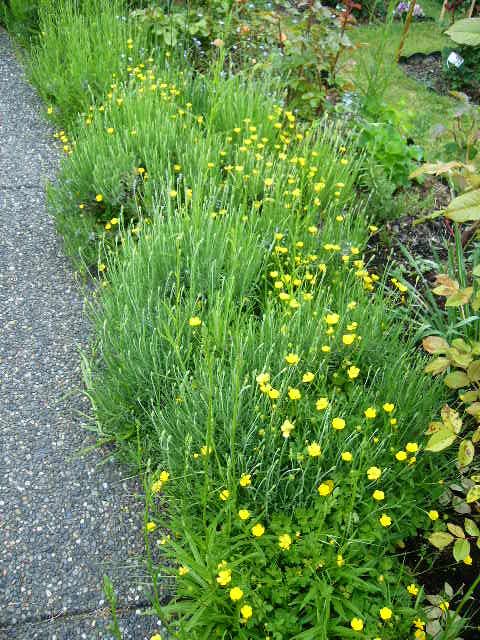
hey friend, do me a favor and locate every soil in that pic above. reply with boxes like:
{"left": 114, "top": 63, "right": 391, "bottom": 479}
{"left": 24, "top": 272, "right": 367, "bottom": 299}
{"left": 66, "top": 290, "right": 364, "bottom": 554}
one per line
{"left": 366, "top": 177, "right": 452, "bottom": 285}
{"left": 399, "top": 52, "right": 480, "bottom": 103}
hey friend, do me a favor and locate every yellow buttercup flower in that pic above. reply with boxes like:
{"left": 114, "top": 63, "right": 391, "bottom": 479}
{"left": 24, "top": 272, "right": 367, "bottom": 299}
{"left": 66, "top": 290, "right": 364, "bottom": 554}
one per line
{"left": 240, "top": 604, "right": 253, "bottom": 621}
{"left": 285, "top": 353, "right": 300, "bottom": 365}
{"left": 341, "top": 451, "right": 352, "bottom": 462}
{"left": 379, "top": 607, "right": 392, "bottom": 621}
{"left": 146, "top": 521, "right": 157, "bottom": 532}
{"left": 288, "top": 388, "right": 301, "bottom": 400}
{"left": 332, "top": 417, "right": 345, "bottom": 431}
{"left": 367, "top": 466, "right": 382, "bottom": 480}
{"left": 278, "top": 533, "right": 292, "bottom": 550}
{"left": 347, "top": 365, "right": 360, "bottom": 379}
{"left": 372, "top": 490, "right": 385, "bottom": 501}
{"left": 302, "top": 371, "right": 315, "bottom": 383}
{"left": 379, "top": 514, "right": 392, "bottom": 527}
{"left": 342, "top": 334, "right": 355, "bottom": 345}
{"left": 229, "top": 586, "right": 244, "bottom": 601}
{"left": 428, "top": 510, "right": 439, "bottom": 521}
{"left": 189, "top": 316, "right": 202, "bottom": 327}
{"left": 383, "top": 402, "right": 395, "bottom": 413}
{"left": 239, "top": 473, "right": 251, "bottom": 487}
{"left": 318, "top": 481, "right": 333, "bottom": 496}
{"left": 406, "top": 442, "right": 419, "bottom": 453}
{"left": 364, "top": 407, "right": 377, "bottom": 419}
{"left": 216, "top": 569, "right": 232, "bottom": 586}
{"left": 178, "top": 565, "right": 189, "bottom": 575}
{"left": 281, "top": 419, "right": 295, "bottom": 438}
{"left": 407, "top": 583, "right": 419, "bottom": 596}
{"left": 316, "top": 397, "right": 329, "bottom": 410}
{"left": 307, "top": 442, "right": 321, "bottom": 457}
{"left": 395, "top": 451, "right": 407, "bottom": 461}
{"left": 325, "top": 313, "right": 339, "bottom": 325}
{"left": 252, "top": 523, "right": 265, "bottom": 537}
{"left": 238, "top": 509, "right": 250, "bottom": 520}
{"left": 350, "top": 618, "right": 364, "bottom": 632}
{"left": 219, "top": 489, "right": 230, "bottom": 501}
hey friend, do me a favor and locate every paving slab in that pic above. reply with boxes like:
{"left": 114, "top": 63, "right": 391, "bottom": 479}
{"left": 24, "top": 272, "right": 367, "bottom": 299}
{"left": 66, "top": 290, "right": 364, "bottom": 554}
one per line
{"left": 0, "top": 27, "right": 161, "bottom": 638}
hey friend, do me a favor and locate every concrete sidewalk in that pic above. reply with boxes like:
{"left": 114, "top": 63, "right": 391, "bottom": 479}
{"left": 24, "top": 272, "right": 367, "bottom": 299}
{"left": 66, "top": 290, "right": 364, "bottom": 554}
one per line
{"left": 0, "top": 28, "right": 161, "bottom": 640}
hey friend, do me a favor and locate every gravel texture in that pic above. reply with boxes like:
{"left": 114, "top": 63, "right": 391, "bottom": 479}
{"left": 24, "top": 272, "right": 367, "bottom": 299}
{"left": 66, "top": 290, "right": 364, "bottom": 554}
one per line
{"left": 0, "top": 28, "right": 162, "bottom": 639}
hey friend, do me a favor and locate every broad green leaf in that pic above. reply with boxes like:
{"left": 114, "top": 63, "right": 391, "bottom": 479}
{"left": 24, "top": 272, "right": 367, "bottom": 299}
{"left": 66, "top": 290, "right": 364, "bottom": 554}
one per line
{"left": 447, "top": 348, "right": 472, "bottom": 368}
{"left": 466, "top": 485, "right": 480, "bottom": 503}
{"left": 444, "top": 371, "right": 469, "bottom": 389}
{"left": 453, "top": 538, "right": 470, "bottom": 562}
{"left": 468, "top": 360, "right": 480, "bottom": 382}
{"left": 447, "top": 522, "right": 465, "bottom": 538}
{"left": 460, "top": 390, "right": 478, "bottom": 403}
{"left": 458, "top": 439, "right": 475, "bottom": 467}
{"left": 424, "top": 357, "right": 450, "bottom": 375}
{"left": 465, "top": 518, "right": 480, "bottom": 537}
{"left": 446, "top": 188, "right": 480, "bottom": 223}
{"left": 446, "top": 18, "right": 480, "bottom": 47}
{"left": 429, "top": 531, "right": 454, "bottom": 549}
{"left": 451, "top": 338, "right": 471, "bottom": 353}
{"left": 422, "top": 336, "right": 450, "bottom": 354}
{"left": 426, "top": 429, "right": 457, "bottom": 452}
{"left": 446, "top": 287, "right": 473, "bottom": 307}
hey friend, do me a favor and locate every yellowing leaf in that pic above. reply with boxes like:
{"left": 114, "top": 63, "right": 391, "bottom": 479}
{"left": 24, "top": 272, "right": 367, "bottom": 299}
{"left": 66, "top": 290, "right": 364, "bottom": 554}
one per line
{"left": 424, "top": 357, "right": 451, "bottom": 375}
{"left": 468, "top": 360, "right": 480, "bottom": 382}
{"left": 422, "top": 336, "right": 450, "bottom": 354}
{"left": 446, "top": 18, "right": 480, "bottom": 47}
{"left": 466, "top": 485, "right": 480, "bottom": 503}
{"left": 466, "top": 402, "right": 480, "bottom": 418}
{"left": 432, "top": 274, "right": 459, "bottom": 297}
{"left": 447, "top": 522, "right": 465, "bottom": 538}
{"left": 441, "top": 405, "right": 463, "bottom": 433}
{"left": 445, "top": 287, "right": 473, "bottom": 307}
{"left": 444, "top": 371, "right": 470, "bottom": 389}
{"left": 453, "top": 538, "right": 470, "bottom": 562}
{"left": 426, "top": 429, "right": 457, "bottom": 452}
{"left": 446, "top": 188, "right": 480, "bottom": 223}
{"left": 429, "top": 531, "right": 454, "bottom": 550}
{"left": 458, "top": 439, "right": 475, "bottom": 467}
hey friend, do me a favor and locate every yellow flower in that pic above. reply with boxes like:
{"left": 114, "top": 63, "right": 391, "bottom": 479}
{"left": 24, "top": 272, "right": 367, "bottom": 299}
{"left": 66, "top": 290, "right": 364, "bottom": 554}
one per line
{"left": 383, "top": 402, "right": 395, "bottom": 413}
{"left": 159, "top": 471, "right": 170, "bottom": 483}
{"left": 379, "top": 606, "right": 392, "bottom": 621}
{"left": 229, "top": 586, "right": 244, "bottom": 601}
{"left": 281, "top": 419, "right": 295, "bottom": 438}
{"left": 439, "top": 601, "right": 450, "bottom": 612}
{"left": 350, "top": 618, "right": 364, "bottom": 632}
{"left": 347, "top": 366, "right": 360, "bottom": 379}
{"left": 318, "top": 481, "right": 333, "bottom": 496}
{"left": 150, "top": 635, "right": 162, "bottom": 640}
{"left": 415, "top": 631, "right": 426, "bottom": 640}
{"left": 151, "top": 480, "right": 163, "bottom": 494}
{"left": 407, "top": 584, "right": 419, "bottom": 596}
{"left": 189, "top": 316, "right": 202, "bottom": 327}
{"left": 264, "top": 178, "right": 273, "bottom": 187}
{"left": 252, "top": 523, "right": 265, "bottom": 537}
{"left": 463, "top": 555, "right": 473, "bottom": 565}
{"left": 413, "top": 618, "right": 425, "bottom": 630}
{"left": 302, "top": 371, "right": 315, "bottom": 383}
{"left": 95, "top": 194, "right": 103, "bottom": 202}
{"left": 379, "top": 514, "right": 392, "bottom": 527}
{"left": 321, "top": 345, "right": 331, "bottom": 352}
{"left": 341, "top": 451, "right": 352, "bottom": 462}
{"left": 336, "top": 554, "right": 345, "bottom": 566}
{"left": 307, "top": 442, "right": 321, "bottom": 457}
{"left": 342, "top": 334, "right": 355, "bottom": 345}
{"left": 372, "top": 490, "right": 385, "bottom": 501}
{"left": 428, "top": 510, "right": 439, "bottom": 521}
{"left": 285, "top": 353, "right": 300, "bottom": 365}
{"left": 146, "top": 521, "right": 157, "bottom": 532}
{"left": 395, "top": 451, "right": 407, "bottom": 461}
{"left": 178, "top": 565, "right": 189, "bottom": 575}
{"left": 278, "top": 533, "right": 292, "bottom": 550}
{"left": 288, "top": 387, "right": 301, "bottom": 400}
{"left": 268, "top": 388, "right": 280, "bottom": 399}
{"left": 240, "top": 604, "right": 253, "bottom": 621}
{"left": 332, "top": 417, "right": 346, "bottom": 431}
{"left": 220, "top": 490, "right": 230, "bottom": 501}
{"left": 217, "top": 569, "right": 232, "bottom": 586}
{"left": 364, "top": 407, "right": 377, "bottom": 419}
{"left": 406, "top": 442, "right": 419, "bottom": 453}
{"left": 325, "top": 313, "right": 339, "bottom": 325}
{"left": 238, "top": 509, "right": 250, "bottom": 520}
{"left": 169, "top": 189, "right": 178, "bottom": 198}
{"left": 239, "top": 474, "right": 251, "bottom": 487}
{"left": 367, "top": 466, "right": 382, "bottom": 480}
{"left": 316, "top": 397, "right": 329, "bottom": 410}
{"left": 256, "top": 372, "right": 270, "bottom": 385}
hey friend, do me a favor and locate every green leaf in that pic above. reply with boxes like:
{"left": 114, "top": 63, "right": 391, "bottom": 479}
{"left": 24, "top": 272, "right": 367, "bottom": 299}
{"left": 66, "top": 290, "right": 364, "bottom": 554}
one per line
{"left": 453, "top": 538, "right": 470, "bottom": 562}
{"left": 446, "top": 188, "right": 480, "bottom": 223}
{"left": 429, "top": 531, "right": 454, "bottom": 550}
{"left": 468, "top": 360, "right": 480, "bottom": 382}
{"left": 464, "top": 518, "right": 480, "bottom": 537}
{"left": 473, "top": 264, "right": 480, "bottom": 277}
{"left": 446, "top": 18, "right": 480, "bottom": 47}
{"left": 426, "top": 429, "right": 457, "bottom": 452}
{"left": 466, "top": 402, "right": 480, "bottom": 418}
{"left": 466, "top": 485, "right": 480, "bottom": 503}
{"left": 458, "top": 439, "right": 475, "bottom": 467}
{"left": 444, "top": 371, "right": 469, "bottom": 389}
